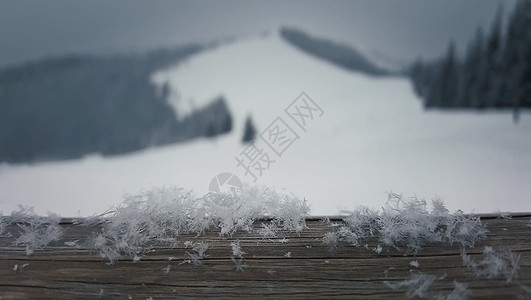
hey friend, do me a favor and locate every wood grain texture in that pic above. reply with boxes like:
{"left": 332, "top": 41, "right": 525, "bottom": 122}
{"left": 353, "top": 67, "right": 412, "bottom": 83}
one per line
{"left": 0, "top": 215, "right": 530, "bottom": 299}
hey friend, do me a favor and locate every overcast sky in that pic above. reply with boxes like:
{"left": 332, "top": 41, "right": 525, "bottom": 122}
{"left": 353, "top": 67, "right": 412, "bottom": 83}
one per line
{"left": 0, "top": 0, "right": 515, "bottom": 68}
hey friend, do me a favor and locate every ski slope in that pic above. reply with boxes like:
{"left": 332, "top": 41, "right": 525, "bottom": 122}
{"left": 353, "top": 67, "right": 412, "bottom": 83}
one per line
{"left": 1, "top": 33, "right": 530, "bottom": 217}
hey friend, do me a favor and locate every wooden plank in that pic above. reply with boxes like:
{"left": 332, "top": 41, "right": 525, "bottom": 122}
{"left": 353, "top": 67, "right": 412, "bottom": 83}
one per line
{"left": 0, "top": 216, "right": 530, "bottom": 299}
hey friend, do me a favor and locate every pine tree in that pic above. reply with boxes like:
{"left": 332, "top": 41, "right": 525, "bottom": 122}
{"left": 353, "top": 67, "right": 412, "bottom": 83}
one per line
{"left": 241, "top": 115, "right": 256, "bottom": 143}
{"left": 486, "top": 5, "right": 503, "bottom": 66}
{"left": 410, "top": 59, "right": 428, "bottom": 98}
{"left": 409, "top": 0, "right": 531, "bottom": 111}
{"left": 504, "top": 0, "right": 531, "bottom": 111}
{"left": 204, "top": 122, "right": 217, "bottom": 138}
{"left": 429, "top": 41, "right": 458, "bottom": 107}
{"left": 484, "top": 5, "right": 504, "bottom": 107}
{"left": 222, "top": 113, "right": 233, "bottom": 133}
{"left": 458, "top": 28, "right": 485, "bottom": 107}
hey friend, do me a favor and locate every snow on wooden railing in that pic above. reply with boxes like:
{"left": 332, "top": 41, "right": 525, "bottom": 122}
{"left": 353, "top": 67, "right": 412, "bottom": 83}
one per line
{"left": 0, "top": 187, "right": 530, "bottom": 298}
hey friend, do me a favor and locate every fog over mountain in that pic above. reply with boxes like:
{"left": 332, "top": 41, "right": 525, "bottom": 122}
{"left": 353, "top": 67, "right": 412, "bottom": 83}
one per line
{"left": 0, "top": 0, "right": 514, "bottom": 68}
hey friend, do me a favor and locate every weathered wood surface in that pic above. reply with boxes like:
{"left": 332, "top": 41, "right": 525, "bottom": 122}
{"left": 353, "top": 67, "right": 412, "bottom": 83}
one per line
{"left": 0, "top": 215, "right": 530, "bottom": 299}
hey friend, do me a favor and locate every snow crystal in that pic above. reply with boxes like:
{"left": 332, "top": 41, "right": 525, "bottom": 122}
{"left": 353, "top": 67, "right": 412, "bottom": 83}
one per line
{"left": 162, "top": 265, "right": 171, "bottom": 274}
{"left": 186, "top": 242, "right": 208, "bottom": 266}
{"left": 257, "top": 223, "right": 278, "bottom": 239}
{"left": 13, "top": 263, "right": 28, "bottom": 271}
{"left": 410, "top": 260, "right": 420, "bottom": 268}
{"left": 231, "top": 257, "right": 247, "bottom": 272}
{"left": 7, "top": 206, "right": 62, "bottom": 255}
{"left": 230, "top": 241, "right": 247, "bottom": 271}
{"left": 0, "top": 185, "right": 302, "bottom": 263}
{"left": 520, "top": 285, "right": 531, "bottom": 295}
{"left": 64, "top": 240, "right": 79, "bottom": 247}
{"left": 330, "top": 193, "right": 487, "bottom": 254}
{"left": 386, "top": 271, "right": 471, "bottom": 300}
{"left": 433, "top": 281, "right": 471, "bottom": 300}
{"left": 497, "top": 211, "right": 512, "bottom": 219}
{"left": 322, "top": 232, "right": 339, "bottom": 249}
{"left": 385, "top": 271, "right": 437, "bottom": 299}
{"left": 271, "top": 194, "right": 310, "bottom": 233}
{"left": 84, "top": 185, "right": 308, "bottom": 263}
{"left": 0, "top": 215, "right": 6, "bottom": 236}
{"left": 461, "top": 246, "right": 520, "bottom": 282}
{"left": 230, "top": 240, "right": 245, "bottom": 258}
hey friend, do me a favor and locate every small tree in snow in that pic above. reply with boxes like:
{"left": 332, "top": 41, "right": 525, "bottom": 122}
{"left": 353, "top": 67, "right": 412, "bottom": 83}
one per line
{"left": 241, "top": 115, "right": 256, "bottom": 143}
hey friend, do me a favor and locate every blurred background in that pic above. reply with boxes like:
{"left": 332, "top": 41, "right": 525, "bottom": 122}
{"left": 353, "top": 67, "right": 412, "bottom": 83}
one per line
{"left": 0, "top": 0, "right": 530, "bottom": 216}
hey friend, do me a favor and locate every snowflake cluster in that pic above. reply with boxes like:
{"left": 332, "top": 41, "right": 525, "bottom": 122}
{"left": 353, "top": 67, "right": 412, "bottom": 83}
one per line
{"left": 324, "top": 193, "right": 487, "bottom": 254}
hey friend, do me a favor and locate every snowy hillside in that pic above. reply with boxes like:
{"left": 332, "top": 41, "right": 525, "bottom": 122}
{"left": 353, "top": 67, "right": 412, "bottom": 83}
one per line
{"left": 1, "top": 32, "right": 530, "bottom": 217}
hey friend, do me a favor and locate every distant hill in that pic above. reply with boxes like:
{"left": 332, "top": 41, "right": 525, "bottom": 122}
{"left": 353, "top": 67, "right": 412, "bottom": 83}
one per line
{"left": 280, "top": 27, "right": 388, "bottom": 76}
{"left": 0, "top": 45, "right": 233, "bottom": 164}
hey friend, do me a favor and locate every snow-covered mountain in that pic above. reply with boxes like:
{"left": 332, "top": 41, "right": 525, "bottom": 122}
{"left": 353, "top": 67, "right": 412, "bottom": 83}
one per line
{"left": 1, "top": 32, "right": 530, "bottom": 217}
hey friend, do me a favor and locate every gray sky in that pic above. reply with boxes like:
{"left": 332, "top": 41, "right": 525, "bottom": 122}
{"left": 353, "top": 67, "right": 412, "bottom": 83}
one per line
{"left": 0, "top": 0, "right": 514, "bottom": 68}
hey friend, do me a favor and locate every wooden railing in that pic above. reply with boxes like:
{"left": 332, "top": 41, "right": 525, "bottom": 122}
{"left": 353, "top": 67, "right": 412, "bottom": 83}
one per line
{"left": 0, "top": 214, "right": 530, "bottom": 299}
